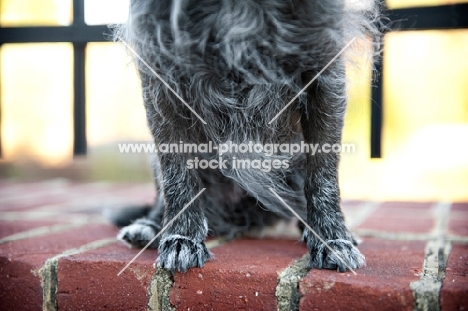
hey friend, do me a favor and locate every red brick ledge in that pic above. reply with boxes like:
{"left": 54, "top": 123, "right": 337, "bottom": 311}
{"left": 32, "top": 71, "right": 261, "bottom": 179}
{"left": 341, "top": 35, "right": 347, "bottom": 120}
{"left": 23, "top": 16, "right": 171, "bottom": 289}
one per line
{"left": 0, "top": 181, "right": 467, "bottom": 310}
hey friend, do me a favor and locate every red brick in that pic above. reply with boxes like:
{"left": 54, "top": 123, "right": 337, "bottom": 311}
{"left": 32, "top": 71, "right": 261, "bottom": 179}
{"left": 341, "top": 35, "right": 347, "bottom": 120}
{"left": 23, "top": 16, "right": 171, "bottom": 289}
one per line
{"left": 358, "top": 217, "right": 434, "bottom": 234}
{"left": 0, "top": 179, "right": 15, "bottom": 188}
{"left": 0, "top": 195, "right": 70, "bottom": 211}
{"left": 0, "top": 180, "right": 69, "bottom": 197}
{"left": 0, "top": 184, "right": 83, "bottom": 212}
{"left": 451, "top": 203, "right": 468, "bottom": 212}
{"left": 0, "top": 220, "right": 60, "bottom": 239}
{"left": 0, "top": 224, "right": 118, "bottom": 311}
{"left": 448, "top": 205, "right": 468, "bottom": 237}
{"left": 341, "top": 201, "right": 368, "bottom": 213}
{"left": 341, "top": 200, "right": 367, "bottom": 208}
{"left": 299, "top": 238, "right": 425, "bottom": 311}
{"left": 0, "top": 180, "right": 71, "bottom": 208}
{"left": 57, "top": 243, "right": 156, "bottom": 311}
{"left": 378, "top": 202, "right": 434, "bottom": 210}
{"left": 440, "top": 244, "right": 468, "bottom": 311}
{"left": 0, "top": 256, "right": 43, "bottom": 311}
{"left": 0, "top": 223, "right": 117, "bottom": 255}
{"left": 340, "top": 201, "right": 371, "bottom": 225}
{"left": 357, "top": 202, "right": 435, "bottom": 233}
{"left": 0, "top": 181, "right": 113, "bottom": 210}
{"left": 448, "top": 220, "right": 468, "bottom": 237}
{"left": 170, "top": 238, "right": 307, "bottom": 310}
{"left": 0, "top": 183, "right": 152, "bottom": 212}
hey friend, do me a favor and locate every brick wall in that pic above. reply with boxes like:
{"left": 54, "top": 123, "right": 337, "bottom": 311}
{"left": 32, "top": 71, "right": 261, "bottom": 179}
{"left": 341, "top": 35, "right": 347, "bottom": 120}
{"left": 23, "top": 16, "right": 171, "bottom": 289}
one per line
{"left": 0, "top": 180, "right": 467, "bottom": 310}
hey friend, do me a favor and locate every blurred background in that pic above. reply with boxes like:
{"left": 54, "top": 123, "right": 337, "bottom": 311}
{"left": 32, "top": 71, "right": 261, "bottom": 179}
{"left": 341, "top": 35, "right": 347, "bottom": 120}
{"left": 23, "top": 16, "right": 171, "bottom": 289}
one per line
{"left": 0, "top": 0, "right": 467, "bottom": 202}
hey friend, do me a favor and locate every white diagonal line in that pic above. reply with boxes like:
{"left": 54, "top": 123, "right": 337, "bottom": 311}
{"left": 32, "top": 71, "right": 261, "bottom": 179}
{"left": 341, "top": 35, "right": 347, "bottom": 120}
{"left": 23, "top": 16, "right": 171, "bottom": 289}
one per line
{"left": 268, "top": 188, "right": 358, "bottom": 275}
{"left": 118, "top": 38, "right": 207, "bottom": 125}
{"left": 268, "top": 37, "right": 357, "bottom": 124}
{"left": 117, "top": 188, "right": 206, "bottom": 276}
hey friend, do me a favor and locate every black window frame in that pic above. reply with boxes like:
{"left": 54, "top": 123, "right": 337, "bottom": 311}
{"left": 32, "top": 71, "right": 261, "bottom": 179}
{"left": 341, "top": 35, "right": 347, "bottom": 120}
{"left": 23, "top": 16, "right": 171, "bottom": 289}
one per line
{"left": 0, "top": 1, "right": 467, "bottom": 158}
{"left": 0, "top": 0, "right": 110, "bottom": 156}
{"left": 371, "top": 3, "right": 468, "bottom": 157}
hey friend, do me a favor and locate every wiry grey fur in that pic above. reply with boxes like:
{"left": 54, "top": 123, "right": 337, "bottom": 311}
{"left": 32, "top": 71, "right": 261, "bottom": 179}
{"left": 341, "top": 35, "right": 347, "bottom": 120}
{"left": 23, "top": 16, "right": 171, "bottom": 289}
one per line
{"left": 112, "top": 0, "right": 381, "bottom": 273}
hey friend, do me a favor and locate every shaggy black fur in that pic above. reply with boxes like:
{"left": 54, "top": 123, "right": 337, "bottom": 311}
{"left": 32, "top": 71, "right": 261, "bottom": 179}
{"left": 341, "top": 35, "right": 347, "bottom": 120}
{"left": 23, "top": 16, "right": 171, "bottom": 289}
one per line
{"left": 111, "top": 0, "right": 381, "bottom": 273}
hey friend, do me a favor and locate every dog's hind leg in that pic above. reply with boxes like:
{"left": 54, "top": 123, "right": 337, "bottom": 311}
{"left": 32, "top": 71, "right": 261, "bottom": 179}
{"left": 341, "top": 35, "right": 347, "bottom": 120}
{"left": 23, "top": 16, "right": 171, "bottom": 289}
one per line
{"left": 116, "top": 153, "right": 167, "bottom": 249}
{"left": 300, "top": 60, "right": 365, "bottom": 272}
{"left": 117, "top": 187, "right": 165, "bottom": 249}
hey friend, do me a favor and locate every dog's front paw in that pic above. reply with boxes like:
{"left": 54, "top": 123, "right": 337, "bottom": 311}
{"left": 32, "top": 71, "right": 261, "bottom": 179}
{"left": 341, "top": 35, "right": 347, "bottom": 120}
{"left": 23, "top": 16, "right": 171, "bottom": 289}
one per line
{"left": 158, "top": 235, "right": 212, "bottom": 273}
{"left": 118, "top": 219, "right": 160, "bottom": 248}
{"left": 308, "top": 239, "right": 365, "bottom": 272}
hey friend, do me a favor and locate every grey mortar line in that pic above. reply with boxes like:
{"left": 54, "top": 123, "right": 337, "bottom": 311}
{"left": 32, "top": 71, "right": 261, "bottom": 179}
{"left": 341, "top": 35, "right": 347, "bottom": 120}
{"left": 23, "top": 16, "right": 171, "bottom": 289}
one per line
{"left": 446, "top": 235, "right": 468, "bottom": 244}
{"left": 0, "top": 217, "right": 107, "bottom": 244}
{"left": 0, "top": 179, "right": 70, "bottom": 205}
{"left": 276, "top": 254, "right": 310, "bottom": 311}
{"left": 355, "top": 231, "right": 468, "bottom": 244}
{"left": 410, "top": 201, "right": 452, "bottom": 311}
{"left": 39, "top": 238, "right": 118, "bottom": 311}
{"left": 147, "top": 236, "right": 229, "bottom": 311}
{"left": 354, "top": 229, "right": 435, "bottom": 241}
{"left": 0, "top": 184, "right": 152, "bottom": 220}
{"left": 345, "top": 201, "right": 379, "bottom": 229}
{"left": 147, "top": 268, "right": 175, "bottom": 311}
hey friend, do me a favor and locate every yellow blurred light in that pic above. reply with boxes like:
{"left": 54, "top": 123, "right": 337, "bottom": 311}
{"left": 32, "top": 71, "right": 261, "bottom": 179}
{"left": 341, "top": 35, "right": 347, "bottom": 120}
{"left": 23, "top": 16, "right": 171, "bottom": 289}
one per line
{"left": 0, "top": 0, "right": 72, "bottom": 26}
{"left": 340, "top": 30, "right": 468, "bottom": 201}
{"left": 386, "top": 0, "right": 468, "bottom": 9}
{"left": 1, "top": 43, "right": 73, "bottom": 166}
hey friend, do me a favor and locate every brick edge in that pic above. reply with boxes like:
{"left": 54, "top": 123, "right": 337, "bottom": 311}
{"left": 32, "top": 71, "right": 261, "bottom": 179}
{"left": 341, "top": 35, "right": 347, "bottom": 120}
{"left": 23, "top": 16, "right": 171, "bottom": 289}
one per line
{"left": 38, "top": 238, "right": 117, "bottom": 311}
{"left": 8, "top": 200, "right": 464, "bottom": 311}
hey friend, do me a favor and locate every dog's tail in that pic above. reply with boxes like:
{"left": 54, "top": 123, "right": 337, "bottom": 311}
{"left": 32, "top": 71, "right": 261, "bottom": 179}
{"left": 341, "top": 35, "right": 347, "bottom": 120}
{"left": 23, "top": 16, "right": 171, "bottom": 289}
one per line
{"left": 103, "top": 204, "right": 152, "bottom": 227}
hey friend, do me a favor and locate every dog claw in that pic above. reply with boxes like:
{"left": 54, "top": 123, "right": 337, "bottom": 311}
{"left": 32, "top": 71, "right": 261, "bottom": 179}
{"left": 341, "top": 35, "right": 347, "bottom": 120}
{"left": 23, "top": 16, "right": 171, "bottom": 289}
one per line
{"left": 117, "top": 219, "right": 160, "bottom": 248}
{"left": 158, "top": 235, "right": 212, "bottom": 273}
{"left": 308, "top": 239, "right": 365, "bottom": 272}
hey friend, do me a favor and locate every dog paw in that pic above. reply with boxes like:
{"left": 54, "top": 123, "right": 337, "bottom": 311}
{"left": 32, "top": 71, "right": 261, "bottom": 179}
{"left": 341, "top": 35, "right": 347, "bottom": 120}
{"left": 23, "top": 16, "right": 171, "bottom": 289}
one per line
{"left": 118, "top": 219, "right": 160, "bottom": 248}
{"left": 158, "top": 235, "right": 212, "bottom": 273}
{"left": 308, "top": 239, "right": 365, "bottom": 272}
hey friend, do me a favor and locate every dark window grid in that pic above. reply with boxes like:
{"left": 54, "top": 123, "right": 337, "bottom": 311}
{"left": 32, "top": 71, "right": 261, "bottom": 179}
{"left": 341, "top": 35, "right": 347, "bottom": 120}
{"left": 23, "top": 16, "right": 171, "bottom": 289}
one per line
{"left": 0, "top": 0, "right": 110, "bottom": 156}
{"left": 0, "top": 2, "right": 467, "bottom": 158}
{"left": 371, "top": 3, "right": 468, "bottom": 157}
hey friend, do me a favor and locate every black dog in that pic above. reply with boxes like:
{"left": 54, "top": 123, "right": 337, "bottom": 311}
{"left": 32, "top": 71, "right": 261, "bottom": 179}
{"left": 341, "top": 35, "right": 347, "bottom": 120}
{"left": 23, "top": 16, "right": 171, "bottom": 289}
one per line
{"left": 112, "top": 0, "right": 381, "bottom": 273}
